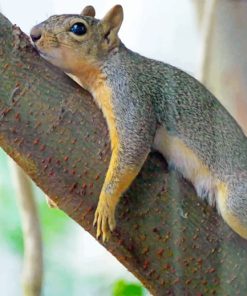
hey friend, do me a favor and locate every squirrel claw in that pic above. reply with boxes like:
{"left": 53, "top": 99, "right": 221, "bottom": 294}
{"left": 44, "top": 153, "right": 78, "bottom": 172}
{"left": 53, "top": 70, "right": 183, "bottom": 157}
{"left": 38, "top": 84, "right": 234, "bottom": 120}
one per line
{"left": 93, "top": 212, "right": 98, "bottom": 227}
{"left": 109, "top": 217, "right": 116, "bottom": 232}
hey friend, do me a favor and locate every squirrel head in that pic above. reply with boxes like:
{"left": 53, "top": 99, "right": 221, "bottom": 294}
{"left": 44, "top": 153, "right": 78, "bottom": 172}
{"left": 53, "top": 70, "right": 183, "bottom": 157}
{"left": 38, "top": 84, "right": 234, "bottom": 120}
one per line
{"left": 30, "top": 5, "right": 123, "bottom": 76}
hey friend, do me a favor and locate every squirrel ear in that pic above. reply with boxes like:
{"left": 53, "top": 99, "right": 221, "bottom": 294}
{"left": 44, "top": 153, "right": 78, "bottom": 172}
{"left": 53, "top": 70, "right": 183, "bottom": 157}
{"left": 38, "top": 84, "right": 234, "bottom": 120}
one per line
{"left": 101, "top": 5, "right": 123, "bottom": 35}
{"left": 81, "top": 5, "right": 96, "bottom": 17}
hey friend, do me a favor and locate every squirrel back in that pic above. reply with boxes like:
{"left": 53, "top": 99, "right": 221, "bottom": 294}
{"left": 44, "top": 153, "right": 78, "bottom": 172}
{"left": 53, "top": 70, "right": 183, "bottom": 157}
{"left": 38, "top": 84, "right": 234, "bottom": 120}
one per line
{"left": 30, "top": 5, "right": 247, "bottom": 241}
{"left": 103, "top": 43, "right": 247, "bottom": 176}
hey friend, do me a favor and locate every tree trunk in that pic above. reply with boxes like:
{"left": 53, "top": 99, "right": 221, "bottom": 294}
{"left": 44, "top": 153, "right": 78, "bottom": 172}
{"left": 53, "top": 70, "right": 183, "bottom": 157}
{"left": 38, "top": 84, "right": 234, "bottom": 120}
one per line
{"left": 1, "top": 13, "right": 247, "bottom": 295}
{"left": 193, "top": 0, "right": 247, "bottom": 134}
{"left": 9, "top": 159, "right": 43, "bottom": 296}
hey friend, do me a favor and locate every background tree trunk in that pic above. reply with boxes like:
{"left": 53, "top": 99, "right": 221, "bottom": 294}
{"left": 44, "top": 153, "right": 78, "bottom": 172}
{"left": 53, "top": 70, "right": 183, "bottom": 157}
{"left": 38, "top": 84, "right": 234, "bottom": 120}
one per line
{"left": 193, "top": 0, "right": 247, "bottom": 134}
{"left": 1, "top": 13, "right": 247, "bottom": 295}
{"left": 9, "top": 159, "right": 43, "bottom": 296}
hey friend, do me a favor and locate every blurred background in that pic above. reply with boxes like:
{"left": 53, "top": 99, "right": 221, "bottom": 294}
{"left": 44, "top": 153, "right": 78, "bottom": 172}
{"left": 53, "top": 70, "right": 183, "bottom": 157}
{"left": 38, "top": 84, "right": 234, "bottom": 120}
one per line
{"left": 1, "top": 0, "right": 247, "bottom": 295}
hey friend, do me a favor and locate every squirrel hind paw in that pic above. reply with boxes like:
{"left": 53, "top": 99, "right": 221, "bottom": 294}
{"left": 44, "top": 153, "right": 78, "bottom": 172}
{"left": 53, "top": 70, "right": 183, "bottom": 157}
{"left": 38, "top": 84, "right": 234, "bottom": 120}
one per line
{"left": 195, "top": 182, "right": 217, "bottom": 208}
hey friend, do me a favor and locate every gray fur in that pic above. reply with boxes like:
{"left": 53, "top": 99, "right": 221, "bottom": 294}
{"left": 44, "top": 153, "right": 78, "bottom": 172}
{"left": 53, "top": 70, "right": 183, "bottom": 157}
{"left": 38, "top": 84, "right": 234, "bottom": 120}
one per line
{"left": 102, "top": 43, "right": 247, "bottom": 222}
{"left": 31, "top": 10, "right": 247, "bottom": 238}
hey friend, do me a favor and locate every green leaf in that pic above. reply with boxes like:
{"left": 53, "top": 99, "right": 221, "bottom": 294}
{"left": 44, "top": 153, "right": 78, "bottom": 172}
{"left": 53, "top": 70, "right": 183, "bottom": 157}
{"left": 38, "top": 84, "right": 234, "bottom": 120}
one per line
{"left": 112, "top": 280, "right": 144, "bottom": 296}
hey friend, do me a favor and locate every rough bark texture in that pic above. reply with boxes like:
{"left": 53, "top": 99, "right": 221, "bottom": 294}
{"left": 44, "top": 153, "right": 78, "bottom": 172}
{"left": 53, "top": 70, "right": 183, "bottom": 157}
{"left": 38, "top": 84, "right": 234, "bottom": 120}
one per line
{"left": 1, "top": 13, "right": 247, "bottom": 296}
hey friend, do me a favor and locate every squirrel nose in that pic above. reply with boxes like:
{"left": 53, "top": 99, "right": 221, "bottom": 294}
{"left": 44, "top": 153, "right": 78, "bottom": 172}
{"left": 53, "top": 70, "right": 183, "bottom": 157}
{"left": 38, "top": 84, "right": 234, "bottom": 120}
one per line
{"left": 30, "top": 26, "right": 42, "bottom": 43}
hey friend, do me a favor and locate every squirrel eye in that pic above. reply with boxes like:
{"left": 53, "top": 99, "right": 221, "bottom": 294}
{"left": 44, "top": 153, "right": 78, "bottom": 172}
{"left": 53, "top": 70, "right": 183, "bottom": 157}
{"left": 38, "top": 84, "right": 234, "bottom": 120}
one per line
{"left": 70, "top": 22, "right": 87, "bottom": 35}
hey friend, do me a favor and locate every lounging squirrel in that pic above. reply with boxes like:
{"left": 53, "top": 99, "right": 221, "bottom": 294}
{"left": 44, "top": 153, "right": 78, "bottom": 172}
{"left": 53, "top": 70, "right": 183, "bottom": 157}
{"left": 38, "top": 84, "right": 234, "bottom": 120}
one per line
{"left": 30, "top": 5, "right": 247, "bottom": 242}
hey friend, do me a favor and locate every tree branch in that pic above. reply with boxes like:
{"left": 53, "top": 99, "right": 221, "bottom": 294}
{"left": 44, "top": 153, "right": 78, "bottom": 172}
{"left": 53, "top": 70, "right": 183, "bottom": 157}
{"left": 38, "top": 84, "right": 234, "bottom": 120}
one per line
{"left": 1, "top": 13, "right": 247, "bottom": 295}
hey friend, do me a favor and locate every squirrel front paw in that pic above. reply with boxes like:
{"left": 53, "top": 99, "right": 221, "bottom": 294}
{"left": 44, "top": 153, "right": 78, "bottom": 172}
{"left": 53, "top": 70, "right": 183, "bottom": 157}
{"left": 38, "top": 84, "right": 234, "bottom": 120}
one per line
{"left": 93, "top": 196, "right": 116, "bottom": 242}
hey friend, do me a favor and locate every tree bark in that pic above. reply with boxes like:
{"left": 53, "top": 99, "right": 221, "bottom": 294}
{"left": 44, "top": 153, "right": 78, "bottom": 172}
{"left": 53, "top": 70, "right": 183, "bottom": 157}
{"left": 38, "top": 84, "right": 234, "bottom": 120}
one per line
{"left": 1, "top": 13, "right": 247, "bottom": 295}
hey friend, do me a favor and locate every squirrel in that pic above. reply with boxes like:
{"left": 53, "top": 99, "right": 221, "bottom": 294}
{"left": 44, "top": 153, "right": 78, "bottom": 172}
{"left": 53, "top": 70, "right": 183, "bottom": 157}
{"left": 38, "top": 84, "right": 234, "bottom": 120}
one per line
{"left": 30, "top": 5, "right": 247, "bottom": 242}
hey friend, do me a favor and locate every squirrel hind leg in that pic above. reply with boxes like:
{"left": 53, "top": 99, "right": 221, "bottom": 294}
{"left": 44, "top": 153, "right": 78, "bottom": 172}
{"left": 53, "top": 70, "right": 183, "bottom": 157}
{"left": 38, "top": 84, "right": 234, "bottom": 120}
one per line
{"left": 153, "top": 125, "right": 247, "bottom": 239}
{"left": 217, "top": 182, "right": 247, "bottom": 239}
{"left": 196, "top": 179, "right": 247, "bottom": 240}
